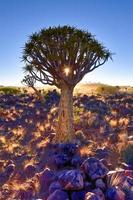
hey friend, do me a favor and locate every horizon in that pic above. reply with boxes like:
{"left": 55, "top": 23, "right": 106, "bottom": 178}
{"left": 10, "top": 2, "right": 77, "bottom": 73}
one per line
{"left": 0, "top": 0, "right": 133, "bottom": 86}
{"left": 1, "top": 82, "right": 133, "bottom": 88}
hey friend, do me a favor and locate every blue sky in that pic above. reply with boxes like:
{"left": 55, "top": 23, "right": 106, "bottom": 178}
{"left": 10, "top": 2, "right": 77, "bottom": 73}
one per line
{"left": 0, "top": 0, "right": 133, "bottom": 86}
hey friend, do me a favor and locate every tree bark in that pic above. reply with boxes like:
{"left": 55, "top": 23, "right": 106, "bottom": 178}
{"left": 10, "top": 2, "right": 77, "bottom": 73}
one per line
{"left": 56, "top": 84, "right": 74, "bottom": 142}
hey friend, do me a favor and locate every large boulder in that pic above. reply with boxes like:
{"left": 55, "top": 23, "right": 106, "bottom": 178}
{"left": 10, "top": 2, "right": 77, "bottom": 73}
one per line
{"left": 81, "top": 157, "right": 109, "bottom": 180}
{"left": 58, "top": 169, "right": 84, "bottom": 190}
{"left": 47, "top": 190, "right": 69, "bottom": 200}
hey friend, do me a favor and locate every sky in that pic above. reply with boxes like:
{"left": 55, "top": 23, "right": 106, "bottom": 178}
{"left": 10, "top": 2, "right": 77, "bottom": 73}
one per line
{"left": 0, "top": 0, "right": 133, "bottom": 86}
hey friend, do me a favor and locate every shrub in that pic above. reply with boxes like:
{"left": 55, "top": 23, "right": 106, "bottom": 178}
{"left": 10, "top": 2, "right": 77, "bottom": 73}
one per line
{"left": 121, "top": 144, "right": 133, "bottom": 165}
{"left": 0, "top": 87, "right": 20, "bottom": 94}
{"left": 96, "top": 84, "right": 119, "bottom": 95}
{"left": 128, "top": 87, "right": 133, "bottom": 94}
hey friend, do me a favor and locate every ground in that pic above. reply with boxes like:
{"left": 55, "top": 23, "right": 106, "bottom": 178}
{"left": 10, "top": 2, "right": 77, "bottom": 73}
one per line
{"left": 0, "top": 88, "right": 133, "bottom": 199}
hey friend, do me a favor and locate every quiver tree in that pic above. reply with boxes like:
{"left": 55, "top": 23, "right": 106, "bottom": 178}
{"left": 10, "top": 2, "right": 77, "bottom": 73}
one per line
{"left": 22, "top": 75, "right": 45, "bottom": 102}
{"left": 22, "top": 25, "right": 112, "bottom": 142}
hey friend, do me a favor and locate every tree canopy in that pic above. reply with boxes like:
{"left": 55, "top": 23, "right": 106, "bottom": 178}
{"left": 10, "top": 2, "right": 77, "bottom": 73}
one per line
{"left": 22, "top": 26, "right": 112, "bottom": 89}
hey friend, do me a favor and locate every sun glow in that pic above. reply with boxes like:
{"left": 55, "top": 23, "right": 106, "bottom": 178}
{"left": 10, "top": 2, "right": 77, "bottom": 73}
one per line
{"left": 64, "top": 67, "right": 70, "bottom": 76}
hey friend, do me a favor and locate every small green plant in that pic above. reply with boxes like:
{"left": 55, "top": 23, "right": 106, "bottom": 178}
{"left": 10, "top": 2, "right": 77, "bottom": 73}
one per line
{"left": 74, "top": 106, "right": 84, "bottom": 124}
{"left": 121, "top": 144, "right": 133, "bottom": 165}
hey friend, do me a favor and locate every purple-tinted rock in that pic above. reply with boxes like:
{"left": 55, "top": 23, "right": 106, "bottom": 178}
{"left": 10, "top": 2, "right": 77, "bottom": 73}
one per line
{"left": 58, "top": 143, "right": 78, "bottom": 156}
{"left": 58, "top": 169, "right": 84, "bottom": 190}
{"left": 71, "top": 190, "right": 86, "bottom": 200}
{"left": 122, "top": 177, "right": 133, "bottom": 200}
{"left": 126, "top": 176, "right": 133, "bottom": 186}
{"left": 92, "top": 188, "right": 105, "bottom": 200}
{"left": 95, "top": 179, "right": 106, "bottom": 190}
{"left": 108, "top": 133, "right": 119, "bottom": 144}
{"left": 121, "top": 162, "right": 133, "bottom": 170}
{"left": 24, "top": 164, "right": 36, "bottom": 178}
{"left": 52, "top": 153, "right": 70, "bottom": 168}
{"left": 96, "top": 147, "right": 110, "bottom": 159}
{"left": 71, "top": 155, "right": 82, "bottom": 167}
{"left": 5, "top": 164, "right": 15, "bottom": 176}
{"left": 85, "top": 192, "right": 100, "bottom": 200}
{"left": 47, "top": 189, "right": 69, "bottom": 200}
{"left": 39, "top": 168, "right": 56, "bottom": 193}
{"left": 106, "top": 186, "right": 125, "bottom": 200}
{"left": 49, "top": 181, "right": 62, "bottom": 193}
{"left": 84, "top": 181, "right": 93, "bottom": 190}
{"left": 81, "top": 157, "right": 109, "bottom": 180}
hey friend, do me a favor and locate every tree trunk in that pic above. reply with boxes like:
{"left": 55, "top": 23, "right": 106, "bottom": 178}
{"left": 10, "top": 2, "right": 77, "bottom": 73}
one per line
{"left": 56, "top": 84, "right": 74, "bottom": 142}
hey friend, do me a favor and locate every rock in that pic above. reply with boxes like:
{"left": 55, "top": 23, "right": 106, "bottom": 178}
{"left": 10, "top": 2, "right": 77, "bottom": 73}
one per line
{"left": 47, "top": 189, "right": 69, "bottom": 200}
{"left": 49, "top": 181, "right": 62, "bottom": 194}
{"left": 96, "top": 147, "right": 110, "bottom": 159}
{"left": 95, "top": 179, "right": 106, "bottom": 190}
{"left": 39, "top": 168, "right": 56, "bottom": 193}
{"left": 108, "top": 133, "right": 119, "bottom": 144}
{"left": 71, "top": 155, "right": 82, "bottom": 167}
{"left": 125, "top": 170, "right": 133, "bottom": 178}
{"left": 58, "top": 143, "right": 78, "bottom": 156}
{"left": 92, "top": 188, "right": 105, "bottom": 200}
{"left": 1, "top": 184, "right": 11, "bottom": 199}
{"left": 106, "top": 186, "right": 125, "bottom": 200}
{"left": 52, "top": 153, "right": 70, "bottom": 168}
{"left": 100, "top": 158, "right": 112, "bottom": 170}
{"left": 127, "top": 136, "right": 133, "bottom": 141}
{"left": 5, "top": 164, "right": 15, "bottom": 177}
{"left": 81, "top": 157, "right": 109, "bottom": 180}
{"left": 15, "top": 188, "right": 34, "bottom": 200}
{"left": 122, "top": 177, "right": 133, "bottom": 200}
{"left": 48, "top": 132, "right": 56, "bottom": 142}
{"left": 74, "top": 130, "right": 89, "bottom": 146}
{"left": 6, "top": 160, "right": 14, "bottom": 166}
{"left": 107, "top": 170, "right": 127, "bottom": 188}
{"left": 71, "top": 190, "right": 86, "bottom": 200}
{"left": 121, "top": 162, "right": 133, "bottom": 170}
{"left": 126, "top": 176, "right": 133, "bottom": 186}
{"left": 51, "top": 143, "right": 80, "bottom": 168}
{"left": 85, "top": 192, "right": 100, "bottom": 200}
{"left": 58, "top": 169, "right": 84, "bottom": 190}
{"left": 84, "top": 181, "right": 93, "bottom": 190}
{"left": 24, "top": 164, "right": 36, "bottom": 178}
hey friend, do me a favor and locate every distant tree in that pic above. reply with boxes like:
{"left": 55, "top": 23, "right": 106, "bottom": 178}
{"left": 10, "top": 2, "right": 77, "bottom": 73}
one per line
{"left": 22, "top": 26, "right": 112, "bottom": 142}
{"left": 22, "top": 75, "right": 44, "bottom": 102}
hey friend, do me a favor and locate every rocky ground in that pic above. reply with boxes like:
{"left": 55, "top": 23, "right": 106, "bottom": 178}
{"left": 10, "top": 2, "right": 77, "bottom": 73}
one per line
{"left": 0, "top": 91, "right": 133, "bottom": 199}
